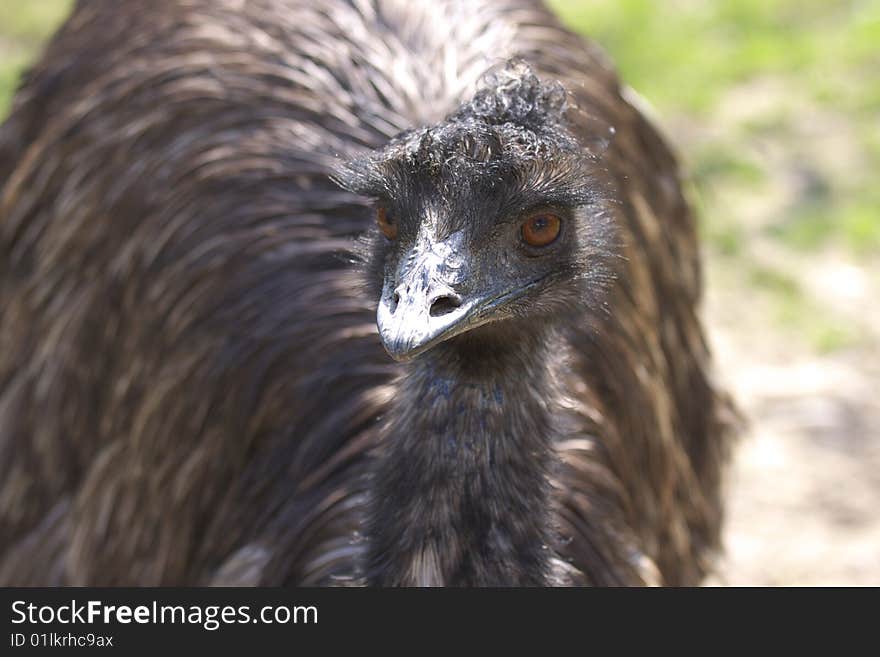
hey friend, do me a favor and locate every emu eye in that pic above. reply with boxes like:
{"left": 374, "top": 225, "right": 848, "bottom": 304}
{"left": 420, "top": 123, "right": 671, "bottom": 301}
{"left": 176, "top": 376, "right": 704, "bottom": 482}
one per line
{"left": 376, "top": 206, "right": 397, "bottom": 240}
{"left": 521, "top": 212, "right": 561, "bottom": 247}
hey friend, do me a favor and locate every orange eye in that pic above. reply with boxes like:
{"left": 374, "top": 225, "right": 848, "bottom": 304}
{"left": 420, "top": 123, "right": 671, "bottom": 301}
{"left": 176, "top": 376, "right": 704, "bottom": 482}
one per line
{"left": 521, "top": 212, "right": 561, "bottom": 247}
{"left": 376, "top": 206, "right": 397, "bottom": 240}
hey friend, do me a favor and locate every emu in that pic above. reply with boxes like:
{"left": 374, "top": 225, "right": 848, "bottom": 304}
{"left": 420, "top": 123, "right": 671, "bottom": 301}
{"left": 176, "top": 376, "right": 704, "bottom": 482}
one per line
{"left": 0, "top": 0, "right": 735, "bottom": 586}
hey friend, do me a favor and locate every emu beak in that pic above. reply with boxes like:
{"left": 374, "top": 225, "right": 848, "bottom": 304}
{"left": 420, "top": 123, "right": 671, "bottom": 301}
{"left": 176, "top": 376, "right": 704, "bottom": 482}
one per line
{"left": 377, "top": 282, "right": 476, "bottom": 362}
{"left": 376, "top": 231, "right": 478, "bottom": 362}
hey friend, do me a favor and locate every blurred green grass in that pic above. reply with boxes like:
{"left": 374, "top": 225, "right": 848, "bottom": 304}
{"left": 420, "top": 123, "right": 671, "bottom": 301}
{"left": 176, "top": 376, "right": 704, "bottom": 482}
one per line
{"left": 0, "top": 0, "right": 877, "bottom": 353}
{"left": 551, "top": 0, "right": 880, "bottom": 114}
{"left": 0, "top": 0, "right": 72, "bottom": 112}
{"left": 548, "top": 0, "right": 880, "bottom": 258}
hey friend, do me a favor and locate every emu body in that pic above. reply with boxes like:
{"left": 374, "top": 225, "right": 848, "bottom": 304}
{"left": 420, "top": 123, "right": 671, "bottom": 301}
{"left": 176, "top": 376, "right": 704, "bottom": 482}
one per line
{"left": 0, "top": 0, "right": 734, "bottom": 585}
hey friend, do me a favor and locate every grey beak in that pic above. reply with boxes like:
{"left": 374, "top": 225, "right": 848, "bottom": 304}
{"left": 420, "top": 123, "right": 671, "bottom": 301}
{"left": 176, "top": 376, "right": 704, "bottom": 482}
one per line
{"left": 376, "top": 232, "right": 476, "bottom": 361}
{"left": 377, "top": 274, "right": 475, "bottom": 362}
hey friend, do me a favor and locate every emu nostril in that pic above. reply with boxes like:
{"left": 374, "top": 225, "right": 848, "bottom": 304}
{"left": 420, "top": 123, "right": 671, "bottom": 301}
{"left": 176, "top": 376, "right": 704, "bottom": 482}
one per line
{"left": 429, "top": 294, "right": 462, "bottom": 317}
{"left": 389, "top": 291, "right": 400, "bottom": 314}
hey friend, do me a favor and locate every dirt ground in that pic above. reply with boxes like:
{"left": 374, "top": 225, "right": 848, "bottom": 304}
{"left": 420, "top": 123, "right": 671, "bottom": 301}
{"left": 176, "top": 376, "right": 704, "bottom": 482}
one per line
{"left": 704, "top": 247, "right": 880, "bottom": 586}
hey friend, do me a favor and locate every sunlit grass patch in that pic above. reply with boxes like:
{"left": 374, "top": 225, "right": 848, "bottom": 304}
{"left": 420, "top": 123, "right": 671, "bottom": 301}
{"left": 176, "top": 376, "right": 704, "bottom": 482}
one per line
{"left": 0, "top": 0, "right": 72, "bottom": 116}
{"left": 0, "top": 0, "right": 72, "bottom": 42}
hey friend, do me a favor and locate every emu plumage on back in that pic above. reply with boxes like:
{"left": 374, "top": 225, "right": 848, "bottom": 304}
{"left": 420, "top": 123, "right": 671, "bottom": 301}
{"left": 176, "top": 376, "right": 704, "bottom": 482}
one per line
{"left": 0, "top": 0, "right": 735, "bottom": 586}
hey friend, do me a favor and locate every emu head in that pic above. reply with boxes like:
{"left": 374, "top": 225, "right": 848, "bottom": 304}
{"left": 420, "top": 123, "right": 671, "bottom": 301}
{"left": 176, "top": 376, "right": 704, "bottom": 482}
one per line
{"left": 337, "top": 62, "right": 618, "bottom": 362}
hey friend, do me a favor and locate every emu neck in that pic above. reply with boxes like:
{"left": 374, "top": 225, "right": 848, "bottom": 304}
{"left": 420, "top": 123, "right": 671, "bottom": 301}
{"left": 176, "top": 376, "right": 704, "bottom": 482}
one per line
{"left": 367, "top": 335, "right": 558, "bottom": 586}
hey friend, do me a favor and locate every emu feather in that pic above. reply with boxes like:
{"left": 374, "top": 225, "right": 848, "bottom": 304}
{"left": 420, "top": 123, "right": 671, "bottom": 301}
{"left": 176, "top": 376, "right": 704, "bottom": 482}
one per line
{"left": 0, "top": 0, "right": 735, "bottom": 586}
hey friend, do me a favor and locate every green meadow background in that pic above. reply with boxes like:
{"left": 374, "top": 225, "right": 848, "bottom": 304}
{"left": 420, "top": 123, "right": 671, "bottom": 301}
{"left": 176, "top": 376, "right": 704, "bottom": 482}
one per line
{"left": 1, "top": 0, "right": 878, "bottom": 585}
